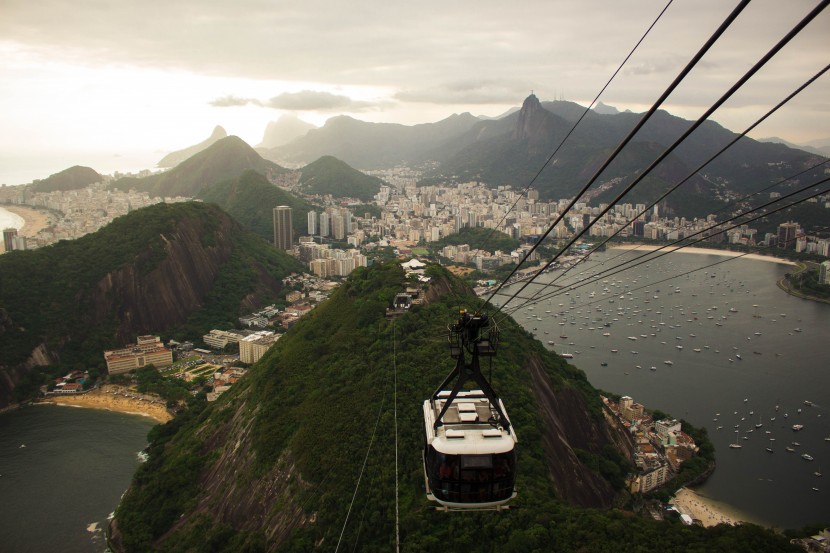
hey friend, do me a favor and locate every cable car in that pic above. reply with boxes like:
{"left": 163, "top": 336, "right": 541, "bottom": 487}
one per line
{"left": 423, "top": 311, "right": 518, "bottom": 511}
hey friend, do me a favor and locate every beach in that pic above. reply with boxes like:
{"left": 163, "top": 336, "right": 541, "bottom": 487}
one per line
{"left": 611, "top": 244, "right": 796, "bottom": 266}
{"left": 670, "top": 487, "right": 754, "bottom": 527}
{"left": 0, "top": 205, "right": 53, "bottom": 237}
{"left": 42, "top": 385, "right": 172, "bottom": 423}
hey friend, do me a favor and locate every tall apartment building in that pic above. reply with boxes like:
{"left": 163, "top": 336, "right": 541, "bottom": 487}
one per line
{"left": 307, "top": 210, "right": 318, "bottom": 235}
{"left": 3, "top": 227, "right": 18, "bottom": 253}
{"left": 273, "top": 206, "right": 293, "bottom": 250}
{"left": 777, "top": 221, "right": 798, "bottom": 250}
{"left": 104, "top": 335, "right": 173, "bottom": 375}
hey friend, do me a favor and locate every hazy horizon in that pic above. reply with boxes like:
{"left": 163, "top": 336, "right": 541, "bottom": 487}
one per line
{"left": 2, "top": 0, "right": 828, "bottom": 185}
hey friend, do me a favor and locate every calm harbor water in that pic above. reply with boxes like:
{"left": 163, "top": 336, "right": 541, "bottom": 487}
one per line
{"left": 0, "top": 404, "right": 155, "bottom": 553}
{"left": 499, "top": 249, "right": 830, "bottom": 528}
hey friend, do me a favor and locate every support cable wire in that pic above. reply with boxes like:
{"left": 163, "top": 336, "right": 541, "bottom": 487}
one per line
{"left": 497, "top": 178, "right": 830, "bottom": 319}
{"left": 481, "top": 0, "right": 752, "bottom": 313}
{"left": 496, "top": 156, "right": 829, "bottom": 304}
{"left": 493, "top": 0, "right": 829, "bottom": 318}
{"left": 499, "top": 178, "right": 829, "bottom": 316}
{"left": 335, "top": 356, "right": 389, "bottom": 553}
{"left": 517, "top": 226, "right": 807, "bottom": 330}
{"left": 467, "top": 0, "right": 675, "bottom": 264}
{"left": 393, "top": 320, "right": 400, "bottom": 553}
{"left": 509, "top": 62, "right": 830, "bottom": 312}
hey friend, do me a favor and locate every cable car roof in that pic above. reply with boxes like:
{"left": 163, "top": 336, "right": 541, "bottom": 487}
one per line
{"left": 423, "top": 392, "right": 517, "bottom": 456}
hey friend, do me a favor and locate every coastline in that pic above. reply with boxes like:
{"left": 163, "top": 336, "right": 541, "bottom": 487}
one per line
{"left": 40, "top": 385, "right": 172, "bottom": 423}
{"left": 610, "top": 244, "right": 797, "bottom": 266}
{"left": 0, "top": 204, "right": 53, "bottom": 237}
{"left": 670, "top": 487, "right": 759, "bottom": 528}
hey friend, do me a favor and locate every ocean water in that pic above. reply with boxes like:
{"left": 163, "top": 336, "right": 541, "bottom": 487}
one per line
{"left": 0, "top": 206, "right": 25, "bottom": 231}
{"left": 0, "top": 404, "right": 155, "bottom": 553}
{"left": 499, "top": 249, "right": 830, "bottom": 528}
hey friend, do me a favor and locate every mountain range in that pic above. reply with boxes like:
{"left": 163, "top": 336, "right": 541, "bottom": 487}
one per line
{"left": 254, "top": 94, "right": 826, "bottom": 218}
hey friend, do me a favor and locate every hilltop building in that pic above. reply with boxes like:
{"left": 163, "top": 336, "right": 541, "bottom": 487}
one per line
{"left": 273, "top": 205, "right": 293, "bottom": 251}
{"left": 104, "top": 335, "right": 173, "bottom": 375}
{"left": 239, "top": 331, "right": 281, "bottom": 364}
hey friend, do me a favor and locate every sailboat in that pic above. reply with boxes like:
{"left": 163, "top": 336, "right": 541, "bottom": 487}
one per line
{"left": 766, "top": 438, "right": 773, "bottom": 453}
{"left": 729, "top": 428, "right": 742, "bottom": 449}
{"left": 755, "top": 414, "right": 763, "bottom": 429}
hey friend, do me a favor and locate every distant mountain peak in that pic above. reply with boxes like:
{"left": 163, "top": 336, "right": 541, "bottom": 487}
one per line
{"left": 257, "top": 115, "right": 316, "bottom": 149}
{"left": 593, "top": 102, "right": 620, "bottom": 115}
{"left": 513, "top": 93, "right": 549, "bottom": 141}
{"left": 157, "top": 126, "right": 228, "bottom": 168}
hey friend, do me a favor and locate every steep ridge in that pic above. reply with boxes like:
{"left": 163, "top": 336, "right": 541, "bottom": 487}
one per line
{"left": 157, "top": 126, "right": 228, "bottom": 168}
{"left": 0, "top": 202, "right": 301, "bottom": 407}
{"left": 262, "top": 112, "right": 480, "bottom": 168}
{"left": 431, "top": 96, "right": 825, "bottom": 218}
{"left": 114, "top": 136, "right": 289, "bottom": 198}
{"left": 111, "top": 263, "right": 792, "bottom": 552}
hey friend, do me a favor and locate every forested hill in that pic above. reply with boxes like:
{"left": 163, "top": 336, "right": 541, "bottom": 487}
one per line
{"left": 29, "top": 165, "right": 103, "bottom": 192}
{"left": 198, "top": 169, "right": 315, "bottom": 240}
{"left": 112, "top": 136, "right": 289, "bottom": 198}
{"left": 111, "top": 262, "right": 794, "bottom": 552}
{"left": 0, "top": 202, "right": 301, "bottom": 407}
{"left": 297, "top": 155, "right": 385, "bottom": 201}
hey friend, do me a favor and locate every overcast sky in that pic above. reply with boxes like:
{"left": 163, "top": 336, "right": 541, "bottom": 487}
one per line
{"left": 1, "top": 0, "right": 828, "bottom": 184}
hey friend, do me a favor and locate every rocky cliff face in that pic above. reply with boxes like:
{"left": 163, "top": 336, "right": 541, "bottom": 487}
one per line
{"left": 87, "top": 215, "right": 234, "bottom": 343}
{"left": 527, "top": 355, "right": 618, "bottom": 507}
{"left": 0, "top": 204, "right": 289, "bottom": 409}
{"left": 512, "top": 93, "right": 560, "bottom": 154}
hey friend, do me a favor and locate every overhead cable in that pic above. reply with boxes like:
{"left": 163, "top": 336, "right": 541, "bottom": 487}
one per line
{"left": 493, "top": 0, "right": 829, "bottom": 316}
{"left": 481, "top": 0, "right": 752, "bottom": 312}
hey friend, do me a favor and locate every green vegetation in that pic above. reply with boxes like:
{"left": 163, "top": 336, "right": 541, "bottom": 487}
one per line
{"left": 0, "top": 202, "right": 301, "bottom": 382}
{"left": 298, "top": 156, "right": 384, "bottom": 201}
{"left": 114, "top": 262, "right": 795, "bottom": 552}
{"left": 785, "top": 266, "right": 830, "bottom": 300}
{"left": 349, "top": 203, "right": 382, "bottom": 219}
{"left": 134, "top": 366, "right": 192, "bottom": 406}
{"left": 198, "top": 169, "right": 315, "bottom": 241}
{"left": 433, "top": 226, "right": 520, "bottom": 254}
{"left": 112, "top": 136, "right": 288, "bottom": 198}
{"left": 29, "top": 165, "right": 103, "bottom": 192}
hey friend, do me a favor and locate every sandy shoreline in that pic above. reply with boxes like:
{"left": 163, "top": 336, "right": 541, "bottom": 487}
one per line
{"left": 670, "top": 487, "right": 758, "bottom": 527}
{"left": 611, "top": 244, "right": 796, "bottom": 266}
{"left": 41, "top": 385, "right": 172, "bottom": 423}
{"left": 1, "top": 204, "right": 53, "bottom": 237}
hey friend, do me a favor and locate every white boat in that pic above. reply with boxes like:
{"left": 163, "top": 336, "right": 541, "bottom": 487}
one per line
{"left": 802, "top": 454, "right": 814, "bottom": 461}
{"left": 729, "top": 429, "right": 742, "bottom": 449}
{"left": 664, "top": 360, "right": 673, "bottom": 366}
{"left": 792, "top": 424, "right": 804, "bottom": 431}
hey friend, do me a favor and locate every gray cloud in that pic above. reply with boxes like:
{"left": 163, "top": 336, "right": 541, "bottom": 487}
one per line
{"left": 209, "top": 95, "right": 263, "bottom": 107}
{"left": 266, "top": 90, "right": 369, "bottom": 111}
{"left": 395, "top": 80, "right": 533, "bottom": 105}
{"left": 1, "top": 0, "right": 828, "bottom": 139}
